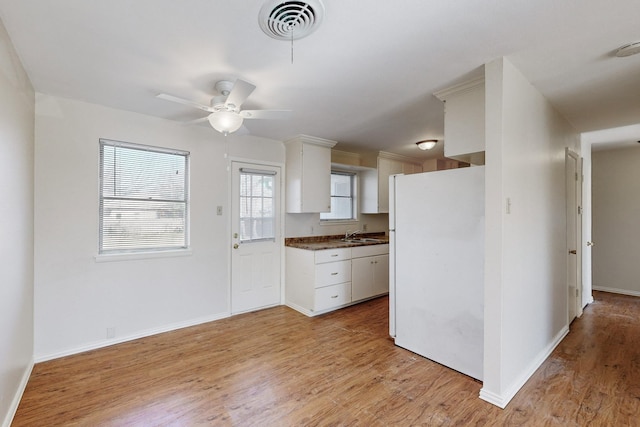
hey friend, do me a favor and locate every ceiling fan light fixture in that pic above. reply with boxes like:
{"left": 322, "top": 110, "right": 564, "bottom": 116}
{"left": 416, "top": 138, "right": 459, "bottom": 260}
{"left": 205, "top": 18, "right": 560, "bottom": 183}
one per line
{"left": 416, "top": 140, "right": 437, "bottom": 150}
{"left": 208, "top": 111, "right": 244, "bottom": 135}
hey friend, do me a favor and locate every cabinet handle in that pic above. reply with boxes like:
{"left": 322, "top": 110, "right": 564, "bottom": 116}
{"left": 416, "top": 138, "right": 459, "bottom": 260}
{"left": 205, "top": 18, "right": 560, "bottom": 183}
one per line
{"left": 331, "top": 272, "right": 338, "bottom": 275}
{"left": 331, "top": 254, "right": 339, "bottom": 257}
{"left": 331, "top": 295, "right": 338, "bottom": 298}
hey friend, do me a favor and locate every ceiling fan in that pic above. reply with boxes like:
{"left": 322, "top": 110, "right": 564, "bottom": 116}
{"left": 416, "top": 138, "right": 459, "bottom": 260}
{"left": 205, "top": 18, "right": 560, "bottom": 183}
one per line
{"left": 157, "top": 79, "right": 291, "bottom": 135}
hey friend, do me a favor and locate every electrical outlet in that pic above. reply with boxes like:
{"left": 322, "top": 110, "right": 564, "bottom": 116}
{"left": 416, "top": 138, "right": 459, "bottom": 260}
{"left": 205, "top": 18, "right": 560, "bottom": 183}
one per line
{"left": 362, "top": 224, "right": 368, "bottom": 232}
{"left": 216, "top": 206, "right": 223, "bottom": 216}
{"left": 106, "top": 327, "right": 116, "bottom": 339}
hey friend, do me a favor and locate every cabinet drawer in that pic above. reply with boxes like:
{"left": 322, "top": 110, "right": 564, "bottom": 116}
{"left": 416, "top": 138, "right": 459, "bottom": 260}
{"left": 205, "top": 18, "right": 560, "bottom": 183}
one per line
{"left": 315, "top": 260, "right": 351, "bottom": 287}
{"left": 314, "top": 282, "right": 351, "bottom": 312}
{"left": 315, "top": 248, "right": 351, "bottom": 264}
{"left": 351, "top": 244, "right": 389, "bottom": 258}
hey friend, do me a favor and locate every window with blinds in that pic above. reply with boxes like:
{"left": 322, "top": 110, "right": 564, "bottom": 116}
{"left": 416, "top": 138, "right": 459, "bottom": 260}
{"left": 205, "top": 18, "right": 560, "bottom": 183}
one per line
{"left": 99, "top": 139, "right": 189, "bottom": 254}
{"left": 320, "top": 171, "right": 355, "bottom": 221}
{"left": 239, "top": 169, "right": 275, "bottom": 242}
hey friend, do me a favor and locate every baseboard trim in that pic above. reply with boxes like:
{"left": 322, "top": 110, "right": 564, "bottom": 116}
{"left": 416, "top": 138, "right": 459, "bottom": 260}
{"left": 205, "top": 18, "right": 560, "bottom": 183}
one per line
{"left": 479, "top": 325, "right": 569, "bottom": 408}
{"left": 285, "top": 297, "right": 383, "bottom": 318}
{"left": 34, "top": 312, "right": 230, "bottom": 363}
{"left": 2, "top": 358, "right": 34, "bottom": 427}
{"left": 592, "top": 286, "right": 640, "bottom": 298}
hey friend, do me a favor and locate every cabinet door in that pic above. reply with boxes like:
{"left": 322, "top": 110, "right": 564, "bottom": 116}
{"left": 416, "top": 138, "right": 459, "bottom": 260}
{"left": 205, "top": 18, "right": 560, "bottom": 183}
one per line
{"left": 352, "top": 256, "right": 374, "bottom": 301}
{"left": 443, "top": 83, "right": 485, "bottom": 159}
{"left": 372, "top": 254, "right": 389, "bottom": 295}
{"left": 302, "top": 143, "right": 331, "bottom": 213}
{"left": 402, "top": 162, "right": 416, "bottom": 175}
{"left": 377, "top": 158, "right": 403, "bottom": 213}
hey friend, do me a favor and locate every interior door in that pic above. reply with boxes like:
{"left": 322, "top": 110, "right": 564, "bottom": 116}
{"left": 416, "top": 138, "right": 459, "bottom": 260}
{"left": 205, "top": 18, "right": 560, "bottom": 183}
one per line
{"left": 566, "top": 149, "right": 583, "bottom": 322}
{"left": 230, "top": 162, "right": 281, "bottom": 314}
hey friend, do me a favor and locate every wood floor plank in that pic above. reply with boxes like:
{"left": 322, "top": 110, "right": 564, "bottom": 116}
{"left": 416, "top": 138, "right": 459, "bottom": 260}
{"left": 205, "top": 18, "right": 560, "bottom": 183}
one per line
{"left": 12, "top": 291, "right": 640, "bottom": 426}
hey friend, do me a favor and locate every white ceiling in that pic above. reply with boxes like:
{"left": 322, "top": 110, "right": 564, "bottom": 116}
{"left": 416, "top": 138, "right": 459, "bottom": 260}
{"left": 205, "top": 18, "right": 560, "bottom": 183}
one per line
{"left": 1, "top": 0, "right": 639, "bottom": 159}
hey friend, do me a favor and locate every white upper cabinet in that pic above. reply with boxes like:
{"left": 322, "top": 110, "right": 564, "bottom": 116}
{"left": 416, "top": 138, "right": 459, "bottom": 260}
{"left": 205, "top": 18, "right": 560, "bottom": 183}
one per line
{"left": 361, "top": 152, "right": 423, "bottom": 214}
{"left": 434, "top": 76, "right": 486, "bottom": 166}
{"left": 284, "top": 135, "right": 337, "bottom": 213}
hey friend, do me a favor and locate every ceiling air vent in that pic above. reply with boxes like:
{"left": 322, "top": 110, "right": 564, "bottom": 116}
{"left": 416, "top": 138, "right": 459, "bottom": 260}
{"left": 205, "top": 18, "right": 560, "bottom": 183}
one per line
{"left": 259, "top": 0, "right": 325, "bottom": 41}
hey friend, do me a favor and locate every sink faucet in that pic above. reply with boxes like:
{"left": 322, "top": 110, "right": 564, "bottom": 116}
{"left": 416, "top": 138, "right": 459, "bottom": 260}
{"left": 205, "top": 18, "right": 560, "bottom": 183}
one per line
{"left": 345, "top": 230, "right": 360, "bottom": 240}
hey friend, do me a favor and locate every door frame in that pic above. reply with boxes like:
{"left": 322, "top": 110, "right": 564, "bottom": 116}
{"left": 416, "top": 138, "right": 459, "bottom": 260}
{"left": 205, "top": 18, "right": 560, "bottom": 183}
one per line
{"left": 227, "top": 157, "right": 286, "bottom": 314}
{"left": 565, "top": 148, "right": 583, "bottom": 321}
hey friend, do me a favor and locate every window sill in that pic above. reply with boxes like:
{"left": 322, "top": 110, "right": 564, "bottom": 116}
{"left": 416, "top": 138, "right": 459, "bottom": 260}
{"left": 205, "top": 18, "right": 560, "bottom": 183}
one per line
{"left": 95, "top": 249, "right": 193, "bottom": 263}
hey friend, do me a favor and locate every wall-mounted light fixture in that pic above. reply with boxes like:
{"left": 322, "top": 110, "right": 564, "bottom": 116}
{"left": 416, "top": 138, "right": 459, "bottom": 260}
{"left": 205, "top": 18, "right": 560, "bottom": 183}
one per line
{"left": 416, "top": 140, "right": 438, "bottom": 150}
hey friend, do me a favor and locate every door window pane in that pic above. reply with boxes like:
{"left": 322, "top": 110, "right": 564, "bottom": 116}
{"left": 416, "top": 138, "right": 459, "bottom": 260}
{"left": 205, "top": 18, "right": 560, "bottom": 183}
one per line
{"left": 240, "top": 171, "right": 275, "bottom": 242}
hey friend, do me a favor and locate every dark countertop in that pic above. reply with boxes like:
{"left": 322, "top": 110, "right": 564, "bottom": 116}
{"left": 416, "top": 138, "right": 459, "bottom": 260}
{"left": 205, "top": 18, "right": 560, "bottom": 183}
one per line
{"left": 285, "top": 233, "right": 389, "bottom": 251}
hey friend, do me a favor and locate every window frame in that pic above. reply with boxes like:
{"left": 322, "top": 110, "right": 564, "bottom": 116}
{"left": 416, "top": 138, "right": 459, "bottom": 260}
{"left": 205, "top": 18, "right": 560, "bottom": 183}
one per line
{"left": 320, "top": 170, "right": 357, "bottom": 222}
{"left": 97, "top": 139, "right": 190, "bottom": 257}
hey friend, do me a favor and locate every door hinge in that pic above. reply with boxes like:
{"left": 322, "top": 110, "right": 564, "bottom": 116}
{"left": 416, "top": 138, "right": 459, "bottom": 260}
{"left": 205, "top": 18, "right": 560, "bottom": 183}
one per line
{"left": 578, "top": 206, "right": 582, "bottom": 215}
{"left": 575, "top": 172, "right": 578, "bottom": 181}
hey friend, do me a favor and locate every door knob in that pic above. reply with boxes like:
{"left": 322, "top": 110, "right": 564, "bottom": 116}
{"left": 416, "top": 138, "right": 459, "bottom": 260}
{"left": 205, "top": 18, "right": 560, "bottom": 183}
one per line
{"left": 569, "top": 249, "right": 577, "bottom": 254}
{"left": 233, "top": 243, "right": 239, "bottom": 249}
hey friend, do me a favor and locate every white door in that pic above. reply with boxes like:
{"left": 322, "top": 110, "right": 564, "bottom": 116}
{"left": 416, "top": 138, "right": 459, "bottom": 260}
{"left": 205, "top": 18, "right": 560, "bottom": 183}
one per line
{"left": 230, "top": 162, "right": 281, "bottom": 314}
{"left": 566, "top": 149, "right": 583, "bottom": 322}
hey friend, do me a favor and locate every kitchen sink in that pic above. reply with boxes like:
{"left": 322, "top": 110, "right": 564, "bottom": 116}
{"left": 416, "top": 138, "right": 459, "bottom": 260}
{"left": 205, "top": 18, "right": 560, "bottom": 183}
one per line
{"left": 341, "top": 237, "right": 384, "bottom": 243}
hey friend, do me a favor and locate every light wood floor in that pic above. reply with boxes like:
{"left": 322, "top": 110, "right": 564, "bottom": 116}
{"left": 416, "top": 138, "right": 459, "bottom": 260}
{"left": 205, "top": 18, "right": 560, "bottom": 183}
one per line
{"left": 13, "top": 291, "right": 640, "bottom": 426}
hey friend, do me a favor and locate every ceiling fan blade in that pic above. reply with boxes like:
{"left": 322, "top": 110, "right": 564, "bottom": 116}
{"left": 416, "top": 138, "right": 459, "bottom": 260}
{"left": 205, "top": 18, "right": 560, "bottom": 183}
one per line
{"left": 235, "top": 125, "right": 251, "bottom": 136}
{"left": 225, "top": 79, "right": 256, "bottom": 109}
{"left": 157, "top": 93, "right": 213, "bottom": 112}
{"left": 239, "top": 110, "right": 292, "bottom": 120}
{"left": 181, "top": 116, "right": 210, "bottom": 126}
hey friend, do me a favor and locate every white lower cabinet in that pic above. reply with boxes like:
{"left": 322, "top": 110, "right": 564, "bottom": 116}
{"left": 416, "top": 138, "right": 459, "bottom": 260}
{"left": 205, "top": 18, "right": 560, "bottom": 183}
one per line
{"left": 351, "top": 245, "right": 390, "bottom": 301}
{"left": 285, "top": 244, "right": 389, "bottom": 316}
{"left": 285, "top": 247, "right": 352, "bottom": 316}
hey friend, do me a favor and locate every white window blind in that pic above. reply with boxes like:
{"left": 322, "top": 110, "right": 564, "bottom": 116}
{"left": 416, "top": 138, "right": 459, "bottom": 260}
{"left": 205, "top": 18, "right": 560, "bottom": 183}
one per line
{"left": 239, "top": 169, "right": 275, "bottom": 242}
{"left": 99, "top": 139, "right": 189, "bottom": 254}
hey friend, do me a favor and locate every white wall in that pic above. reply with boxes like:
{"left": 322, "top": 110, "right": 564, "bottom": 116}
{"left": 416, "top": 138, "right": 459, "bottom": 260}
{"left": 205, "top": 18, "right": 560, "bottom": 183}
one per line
{"left": 0, "top": 18, "right": 35, "bottom": 427}
{"left": 285, "top": 213, "right": 389, "bottom": 238}
{"left": 481, "top": 58, "right": 579, "bottom": 407}
{"left": 34, "top": 95, "right": 284, "bottom": 360}
{"left": 591, "top": 146, "right": 640, "bottom": 296}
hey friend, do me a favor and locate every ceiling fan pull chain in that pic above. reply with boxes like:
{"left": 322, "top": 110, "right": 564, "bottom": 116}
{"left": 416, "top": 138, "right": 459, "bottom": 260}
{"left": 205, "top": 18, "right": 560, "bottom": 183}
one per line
{"left": 291, "top": 28, "right": 294, "bottom": 64}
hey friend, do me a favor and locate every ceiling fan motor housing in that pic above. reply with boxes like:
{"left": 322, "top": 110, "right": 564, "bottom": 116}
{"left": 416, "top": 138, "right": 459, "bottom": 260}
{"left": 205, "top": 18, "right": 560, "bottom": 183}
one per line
{"left": 210, "top": 95, "right": 227, "bottom": 111}
{"left": 214, "top": 80, "right": 234, "bottom": 96}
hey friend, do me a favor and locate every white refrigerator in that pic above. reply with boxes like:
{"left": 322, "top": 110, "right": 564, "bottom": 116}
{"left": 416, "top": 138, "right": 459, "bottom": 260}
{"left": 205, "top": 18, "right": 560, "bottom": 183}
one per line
{"left": 389, "top": 166, "right": 484, "bottom": 381}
